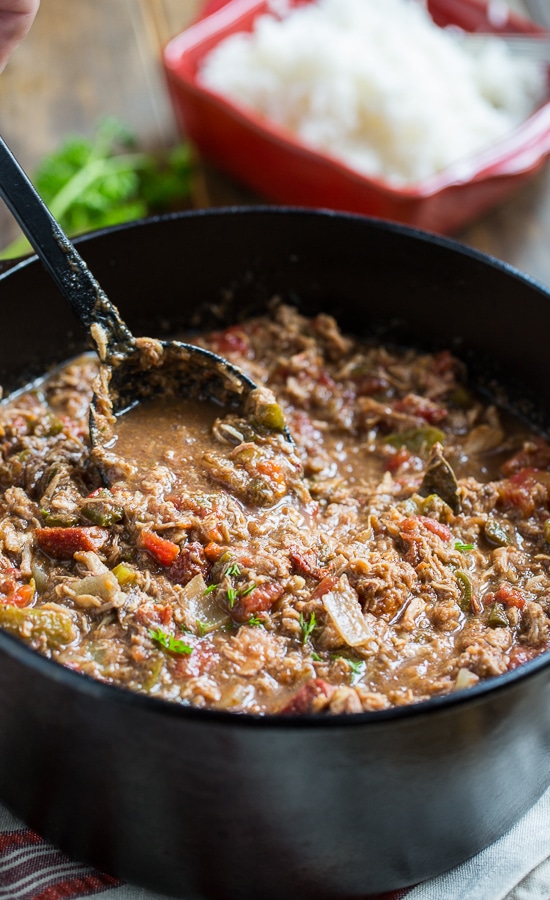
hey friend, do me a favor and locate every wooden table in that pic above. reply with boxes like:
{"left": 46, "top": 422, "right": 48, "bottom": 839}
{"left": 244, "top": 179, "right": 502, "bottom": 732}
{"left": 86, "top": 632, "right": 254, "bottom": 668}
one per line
{"left": 1, "top": 0, "right": 550, "bottom": 288}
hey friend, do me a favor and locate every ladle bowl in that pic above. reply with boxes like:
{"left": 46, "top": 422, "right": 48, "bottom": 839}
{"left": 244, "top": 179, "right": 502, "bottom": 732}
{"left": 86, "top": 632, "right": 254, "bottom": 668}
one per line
{"left": 0, "top": 135, "right": 277, "bottom": 467}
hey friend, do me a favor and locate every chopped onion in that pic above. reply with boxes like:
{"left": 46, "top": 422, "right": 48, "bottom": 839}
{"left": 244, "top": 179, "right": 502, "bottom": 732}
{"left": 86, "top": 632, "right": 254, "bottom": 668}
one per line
{"left": 179, "top": 573, "right": 229, "bottom": 632}
{"left": 63, "top": 570, "right": 123, "bottom": 609}
{"left": 322, "top": 576, "right": 374, "bottom": 648}
{"left": 462, "top": 424, "right": 504, "bottom": 455}
{"left": 454, "top": 668, "right": 479, "bottom": 691}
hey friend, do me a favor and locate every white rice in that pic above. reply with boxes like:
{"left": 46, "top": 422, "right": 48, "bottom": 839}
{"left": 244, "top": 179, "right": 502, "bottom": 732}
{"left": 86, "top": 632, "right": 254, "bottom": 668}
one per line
{"left": 198, "top": 0, "right": 547, "bottom": 185}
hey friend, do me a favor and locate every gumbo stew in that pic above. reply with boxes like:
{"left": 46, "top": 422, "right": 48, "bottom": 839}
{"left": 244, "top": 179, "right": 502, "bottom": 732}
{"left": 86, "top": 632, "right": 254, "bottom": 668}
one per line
{"left": 0, "top": 305, "right": 548, "bottom": 715}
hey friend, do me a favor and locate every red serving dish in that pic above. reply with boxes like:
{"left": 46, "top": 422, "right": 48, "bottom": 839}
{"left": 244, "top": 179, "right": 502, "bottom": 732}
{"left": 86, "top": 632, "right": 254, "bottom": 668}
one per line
{"left": 163, "top": 0, "right": 550, "bottom": 235}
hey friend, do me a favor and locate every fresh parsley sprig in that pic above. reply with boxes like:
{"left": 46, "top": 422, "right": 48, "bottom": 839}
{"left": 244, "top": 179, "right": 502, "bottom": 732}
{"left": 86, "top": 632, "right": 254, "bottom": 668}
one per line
{"left": 1, "top": 117, "right": 193, "bottom": 259}
{"left": 149, "top": 627, "right": 193, "bottom": 656}
{"left": 299, "top": 611, "right": 317, "bottom": 643}
{"left": 455, "top": 541, "right": 475, "bottom": 553}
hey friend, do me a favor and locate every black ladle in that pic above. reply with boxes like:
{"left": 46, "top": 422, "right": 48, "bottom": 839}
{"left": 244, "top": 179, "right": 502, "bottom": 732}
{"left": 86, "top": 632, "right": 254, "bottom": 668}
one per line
{"left": 0, "top": 136, "right": 288, "bottom": 471}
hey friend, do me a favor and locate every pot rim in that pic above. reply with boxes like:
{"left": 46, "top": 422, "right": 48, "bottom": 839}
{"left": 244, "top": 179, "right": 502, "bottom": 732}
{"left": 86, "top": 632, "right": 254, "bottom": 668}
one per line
{"left": 1, "top": 204, "right": 549, "bottom": 729}
{"left": 2, "top": 205, "right": 549, "bottom": 296}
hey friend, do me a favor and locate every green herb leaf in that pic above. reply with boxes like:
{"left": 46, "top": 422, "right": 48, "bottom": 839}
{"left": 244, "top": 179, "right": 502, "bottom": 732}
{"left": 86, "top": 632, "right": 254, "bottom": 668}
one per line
{"left": 331, "top": 653, "right": 365, "bottom": 680}
{"left": 239, "top": 583, "right": 256, "bottom": 597}
{"left": 299, "top": 611, "right": 316, "bottom": 643}
{"left": 227, "top": 587, "right": 238, "bottom": 608}
{"left": 225, "top": 563, "right": 241, "bottom": 578}
{"left": 1, "top": 117, "right": 193, "bottom": 259}
{"left": 204, "top": 584, "right": 218, "bottom": 595}
{"left": 247, "top": 614, "right": 264, "bottom": 627}
{"left": 347, "top": 658, "right": 365, "bottom": 677}
{"left": 311, "top": 651, "right": 322, "bottom": 662}
{"left": 148, "top": 627, "right": 193, "bottom": 655}
{"left": 455, "top": 541, "right": 474, "bottom": 553}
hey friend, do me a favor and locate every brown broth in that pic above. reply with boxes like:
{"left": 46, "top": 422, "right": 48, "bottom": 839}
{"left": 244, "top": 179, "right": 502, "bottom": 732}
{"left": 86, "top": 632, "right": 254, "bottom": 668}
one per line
{"left": 113, "top": 397, "right": 220, "bottom": 490}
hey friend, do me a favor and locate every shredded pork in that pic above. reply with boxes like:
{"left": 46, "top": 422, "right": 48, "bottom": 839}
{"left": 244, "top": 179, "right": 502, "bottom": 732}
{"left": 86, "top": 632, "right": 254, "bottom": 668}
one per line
{"left": 0, "top": 305, "right": 548, "bottom": 715}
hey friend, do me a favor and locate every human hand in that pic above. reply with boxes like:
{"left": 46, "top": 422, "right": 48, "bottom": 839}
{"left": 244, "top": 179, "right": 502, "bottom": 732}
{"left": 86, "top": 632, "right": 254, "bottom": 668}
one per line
{"left": 0, "top": 0, "right": 39, "bottom": 72}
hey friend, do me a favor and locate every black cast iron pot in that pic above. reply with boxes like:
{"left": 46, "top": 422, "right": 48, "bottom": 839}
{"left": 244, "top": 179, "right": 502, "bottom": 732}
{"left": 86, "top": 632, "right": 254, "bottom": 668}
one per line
{"left": 0, "top": 208, "right": 549, "bottom": 900}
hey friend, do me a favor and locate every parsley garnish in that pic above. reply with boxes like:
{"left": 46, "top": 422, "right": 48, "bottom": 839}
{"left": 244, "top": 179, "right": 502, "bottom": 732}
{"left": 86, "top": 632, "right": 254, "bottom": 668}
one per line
{"left": 347, "top": 659, "right": 365, "bottom": 677}
{"left": 455, "top": 541, "right": 474, "bottom": 552}
{"left": 149, "top": 627, "right": 193, "bottom": 655}
{"left": 1, "top": 117, "right": 193, "bottom": 260}
{"left": 299, "top": 611, "right": 317, "bottom": 643}
{"left": 332, "top": 654, "right": 365, "bottom": 680}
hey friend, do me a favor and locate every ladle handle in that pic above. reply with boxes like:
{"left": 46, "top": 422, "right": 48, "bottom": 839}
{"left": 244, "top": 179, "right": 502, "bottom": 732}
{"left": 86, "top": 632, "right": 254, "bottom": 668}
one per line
{"left": 0, "top": 135, "right": 133, "bottom": 357}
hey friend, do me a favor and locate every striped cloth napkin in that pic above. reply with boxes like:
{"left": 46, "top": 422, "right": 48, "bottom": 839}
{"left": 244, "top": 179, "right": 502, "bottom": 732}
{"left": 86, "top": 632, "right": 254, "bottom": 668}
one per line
{"left": 1, "top": 785, "right": 549, "bottom": 900}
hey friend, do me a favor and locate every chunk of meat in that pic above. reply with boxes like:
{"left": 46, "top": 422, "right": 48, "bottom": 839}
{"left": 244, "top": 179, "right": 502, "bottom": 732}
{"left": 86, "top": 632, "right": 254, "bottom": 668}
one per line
{"left": 231, "top": 580, "right": 285, "bottom": 623}
{"left": 168, "top": 542, "right": 209, "bottom": 586}
{"left": 278, "top": 678, "right": 335, "bottom": 715}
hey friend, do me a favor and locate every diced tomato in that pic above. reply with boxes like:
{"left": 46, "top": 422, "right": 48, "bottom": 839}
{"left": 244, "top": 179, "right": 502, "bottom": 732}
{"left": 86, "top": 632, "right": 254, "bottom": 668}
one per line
{"left": 400, "top": 516, "right": 451, "bottom": 542}
{"left": 86, "top": 487, "right": 107, "bottom": 499}
{"left": 508, "top": 643, "right": 544, "bottom": 670}
{"left": 234, "top": 554, "right": 255, "bottom": 568}
{"left": 400, "top": 517, "right": 421, "bottom": 534}
{"left": 231, "top": 580, "right": 284, "bottom": 622}
{"left": 135, "top": 603, "right": 173, "bottom": 628}
{"left": 287, "top": 410, "right": 322, "bottom": 444}
{"left": 393, "top": 394, "right": 447, "bottom": 425}
{"left": 7, "top": 584, "right": 35, "bottom": 608}
{"left": 419, "top": 517, "right": 452, "bottom": 541}
{"left": 173, "top": 645, "right": 218, "bottom": 679}
{"left": 59, "top": 415, "right": 86, "bottom": 441}
{"left": 501, "top": 441, "right": 550, "bottom": 477}
{"left": 168, "top": 542, "right": 208, "bottom": 586}
{"left": 205, "top": 524, "right": 224, "bottom": 543}
{"left": 256, "top": 459, "right": 286, "bottom": 488}
{"left": 169, "top": 495, "right": 212, "bottom": 518}
{"left": 399, "top": 515, "right": 450, "bottom": 567}
{"left": 10, "top": 415, "right": 31, "bottom": 435}
{"left": 310, "top": 574, "right": 339, "bottom": 600}
{"left": 490, "top": 583, "right": 526, "bottom": 610}
{"left": 279, "top": 679, "right": 335, "bottom": 715}
{"left": 510, "top": 467, "right": 550, "bottom": 486}
{"left": 398, "top": 527, "right": 421, "bottom": 565}
{"left": 204, "top": 541, "right": 224, "bottom": 562}
{"left": 353, "top": 375, "right": 390, "bottom": 398}
{"left": 317, "top": 371, "right": 336, "bottom": 390}
{"left": 384, "top": 447, "right": 411, "bottom": 473}
{"left": 140, "top": 531, "right": 180, "bottom": 567}
{"left": 210, "top": 326, "right": 249, "bottom": 356}
{"left": 36, "top": 526, "right": 108, "bottom": 559}
{"left": 497, "top": 469, "right": 550, "bottom": 516}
